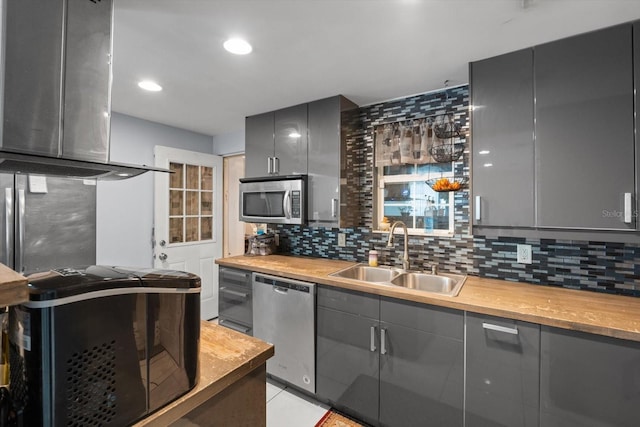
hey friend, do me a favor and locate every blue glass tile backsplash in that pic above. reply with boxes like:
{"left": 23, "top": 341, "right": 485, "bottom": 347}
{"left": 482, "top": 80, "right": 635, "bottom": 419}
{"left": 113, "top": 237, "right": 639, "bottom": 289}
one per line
{"left": 270, "top": 85, "right": 640, "bottom": 296}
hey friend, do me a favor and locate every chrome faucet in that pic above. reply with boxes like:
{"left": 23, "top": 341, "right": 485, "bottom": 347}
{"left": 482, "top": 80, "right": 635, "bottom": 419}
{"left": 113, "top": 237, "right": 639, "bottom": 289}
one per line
{"left": 387, "top": 221, "right": 410, "bottom": 270}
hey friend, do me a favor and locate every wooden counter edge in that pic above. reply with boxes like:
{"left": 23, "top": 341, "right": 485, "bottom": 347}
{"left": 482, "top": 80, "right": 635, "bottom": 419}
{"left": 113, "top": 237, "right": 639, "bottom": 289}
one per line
{"left": 0, "top": 263, "right": 28, "bottom": 307}
{"left": 133, "top": 321, "right": 274, "bottom": 427}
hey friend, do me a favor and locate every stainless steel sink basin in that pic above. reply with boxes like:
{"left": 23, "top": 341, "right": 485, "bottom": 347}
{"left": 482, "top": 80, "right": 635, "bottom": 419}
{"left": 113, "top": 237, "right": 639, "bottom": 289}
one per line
{"left": 330, "top": 264, "right": 403, "bottom": 283}
{"left": 390, "top": 272, "right": 467, "bottom": 297}
{"left": 330, "top": 264, "right": 466, "bottom": 297}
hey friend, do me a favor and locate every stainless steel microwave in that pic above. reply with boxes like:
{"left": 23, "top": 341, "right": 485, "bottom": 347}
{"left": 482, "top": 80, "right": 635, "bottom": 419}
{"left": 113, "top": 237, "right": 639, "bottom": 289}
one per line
{"left": 239, "top": 175, "right": 307, "bottom": 225}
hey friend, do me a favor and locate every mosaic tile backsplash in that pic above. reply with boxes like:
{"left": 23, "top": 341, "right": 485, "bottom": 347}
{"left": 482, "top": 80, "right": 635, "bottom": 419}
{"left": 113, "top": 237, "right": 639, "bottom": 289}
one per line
{"left": 272, "top": 85, "right": 640, "bottom": 297}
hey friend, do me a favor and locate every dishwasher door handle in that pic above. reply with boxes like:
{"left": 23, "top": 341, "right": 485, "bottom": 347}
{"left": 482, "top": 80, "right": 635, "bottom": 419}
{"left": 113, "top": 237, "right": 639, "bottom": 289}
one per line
{"left": 273, "top": 286, "right": 289, "bottom": 295}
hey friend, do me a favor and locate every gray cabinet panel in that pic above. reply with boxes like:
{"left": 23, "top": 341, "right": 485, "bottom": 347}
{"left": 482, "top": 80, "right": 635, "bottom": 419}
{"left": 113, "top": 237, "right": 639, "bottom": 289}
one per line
{"left": 62, "top": 0, "right": 112, "bottom": 163}
{"left": 379, "top": 321, "right": 464, "bottom": 427}
{"left": 316, "top": 306, "right": 379, "bottom": 426}
{"left": 317, "top": 285, "right": 379, "bottom": 318}
{"left": 244, "top": 112, "right": 274, "bottom": 178}
{"left": 466, "top": 313, "right": 540, "bottom": 427}
{"left": 308, "top": 97, "right": 340, "bottom": 225}
{"left": 218, "top": 267, "right": 252, "bottom": 334}
{"left": 274, "top": 103, "right": 308, "bottom": 176}
{"left": 471, "top": 49, "right": 534, "bottom": 227}
{"left": 535, "top": 24, "right": 634, "bottom": 230}
{"left": 380, "top": 296, "right": 463, "bottom": 339}
{"left": 0, "top": 174, "right": 13, "bottom": 267}
{"left": 3, "top": 0, "right": 63, "bottom": 156}
{"left": 540, "top": 326, "right": 640, "bottom": 427}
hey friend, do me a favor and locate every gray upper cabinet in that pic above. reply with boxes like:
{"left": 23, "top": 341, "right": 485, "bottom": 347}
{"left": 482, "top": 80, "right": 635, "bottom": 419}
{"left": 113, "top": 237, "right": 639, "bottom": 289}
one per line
{"left": 471, "top": 49, "right": 534, "bottom": 227}
{"left": 540, "top": 326, "right": 640, "bottom": 427}
{"left": 535, "top": 24, "right": 635, "bottom": 230}
{"left": 307, "top": 96, "right": 358, "bottom": 227}
{"left": 465, "top": 313, "right": 540, "bottom": 427}
{"left": 3, "top": 0, "right": 112, "bottom": 163}
{"left": 274, "top": 103, "right": 308, "bottom": 176}
{"left": 245, "top": 104, "right": 307, "bottom": 178}
{"left": 244, "top": 112, "right": 275, "bottom": 178}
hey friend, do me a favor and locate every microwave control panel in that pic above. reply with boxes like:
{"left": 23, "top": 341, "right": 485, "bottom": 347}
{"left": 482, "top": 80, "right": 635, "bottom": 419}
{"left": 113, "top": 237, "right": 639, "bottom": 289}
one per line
{"left": 291, "top": 191, "right": 301, "bottom": 218}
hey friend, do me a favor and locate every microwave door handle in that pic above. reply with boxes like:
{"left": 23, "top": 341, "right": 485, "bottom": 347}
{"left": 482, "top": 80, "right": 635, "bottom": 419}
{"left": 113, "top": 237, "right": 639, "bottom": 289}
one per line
{"left": 283, "top": 190, "right": 292, "bottom": 219}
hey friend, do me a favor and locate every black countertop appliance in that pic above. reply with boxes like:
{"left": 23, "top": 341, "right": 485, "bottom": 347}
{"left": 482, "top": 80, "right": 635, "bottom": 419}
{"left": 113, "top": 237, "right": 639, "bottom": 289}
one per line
{"left": 8, "top": 266, "right": 201, "bottom": 426}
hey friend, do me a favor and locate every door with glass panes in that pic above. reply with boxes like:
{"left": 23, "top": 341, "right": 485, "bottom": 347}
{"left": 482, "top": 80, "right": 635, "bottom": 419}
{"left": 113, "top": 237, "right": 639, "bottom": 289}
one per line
{"left": 154, "top": 146, "right": 223, "bottom": 320}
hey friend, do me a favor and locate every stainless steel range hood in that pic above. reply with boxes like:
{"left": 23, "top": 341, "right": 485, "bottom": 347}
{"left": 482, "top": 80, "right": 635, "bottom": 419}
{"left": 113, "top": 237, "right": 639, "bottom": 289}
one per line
{"left": 0, "top": 0, "right": 170, "bottom": 180}
{"left": 0, "top": 150, "right": 169, "bottom": 180}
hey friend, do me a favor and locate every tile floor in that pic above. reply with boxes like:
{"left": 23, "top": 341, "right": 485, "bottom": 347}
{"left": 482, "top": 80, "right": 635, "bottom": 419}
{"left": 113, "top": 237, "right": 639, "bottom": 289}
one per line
{"left": 266, "top": 378, "right": 329, "bottom": 427}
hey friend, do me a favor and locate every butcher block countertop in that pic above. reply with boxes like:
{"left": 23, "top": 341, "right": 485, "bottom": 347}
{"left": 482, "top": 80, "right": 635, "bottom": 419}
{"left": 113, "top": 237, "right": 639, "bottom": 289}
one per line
{"left": 134, "top": 320, "right": 274, "bottom": 426}
{"left": 217, "top": 254, "right": 640, "bottom": 343}
{"left": 0, "top": 263, "right": 27, "bottom": 307}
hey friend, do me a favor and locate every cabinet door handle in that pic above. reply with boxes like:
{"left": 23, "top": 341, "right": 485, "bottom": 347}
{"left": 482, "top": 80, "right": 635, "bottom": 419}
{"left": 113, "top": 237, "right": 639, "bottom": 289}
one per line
{"left": 331, "top": 198, "right": 338, "bottom": 218}
{"left": 381, "top": 328, "right": 387, "bottom": 355}
{"left": 475, "top": 196, "right": 481, "bottom": 221}
{"left": 4, "top": 188, "right": 12, "bottom": 266}
{"left": 267, "top": 157, "right": 272, "bottom": 174}
{"left": 482, "top": 322, "right": 518, "bottom": 335}
{"left": 273, "top": 157, "right": 280, "bottom": 175}
{"left": 220, "top": 287, "right": 249, "bottom": 299}
{"left": 624, "top": 193, "right": 632, "bottom": 224}
{"left": 219, "top": 319, "right": 250, "bottom": 334}
{"left": 370, "top": 325, "right": 377, "bottom": 352}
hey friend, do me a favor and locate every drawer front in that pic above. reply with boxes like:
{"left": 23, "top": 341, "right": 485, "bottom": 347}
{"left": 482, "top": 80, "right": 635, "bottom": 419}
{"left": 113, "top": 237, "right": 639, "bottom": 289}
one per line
{"left": 317, "top": 285, "right": 379, "bottom": 318}
{"left": 219, "top": 284, "right": 252, "bottom": 325}
{"left": 219, "top": 267, "right": 251, "bottom": 289}
{"left": 380, "top": 296, "right": 463, "bottom": 339}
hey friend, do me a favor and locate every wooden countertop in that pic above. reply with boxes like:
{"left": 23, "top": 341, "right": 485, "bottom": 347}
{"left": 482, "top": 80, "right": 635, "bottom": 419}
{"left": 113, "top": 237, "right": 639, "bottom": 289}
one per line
{"left": 134, "top": 320, "right": 274, "bottom": 426}
{"left": 0, "top": 263, "right": 27, "bottom": 307}
{"left": 217, "top": 254, "right": 640, "bottom": 343}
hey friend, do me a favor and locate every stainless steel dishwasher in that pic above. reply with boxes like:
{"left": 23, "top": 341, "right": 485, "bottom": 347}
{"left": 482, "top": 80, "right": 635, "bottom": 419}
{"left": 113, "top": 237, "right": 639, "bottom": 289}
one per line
{"left": 252, "top": 272, "right": 316, "bottom": 393}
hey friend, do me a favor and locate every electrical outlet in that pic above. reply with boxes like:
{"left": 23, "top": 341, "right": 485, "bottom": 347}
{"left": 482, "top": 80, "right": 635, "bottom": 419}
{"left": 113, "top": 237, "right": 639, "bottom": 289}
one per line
{"left": 517, "top": 244, "right": 532, "bottom": 264}
{"left": 338, "top": 233, "right": 346, "bottom": 247}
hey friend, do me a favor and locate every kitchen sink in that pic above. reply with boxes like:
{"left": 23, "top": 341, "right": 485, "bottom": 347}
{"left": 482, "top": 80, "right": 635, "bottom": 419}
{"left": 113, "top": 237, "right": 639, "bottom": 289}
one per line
{"left": 329, "top": 264, "right": 403, "bottom": 283}
{"left": 390, "top": 272, "right": 467, "bottom": 297}
{"left": 330, "top": 264, "right": 466, "bottom": 296}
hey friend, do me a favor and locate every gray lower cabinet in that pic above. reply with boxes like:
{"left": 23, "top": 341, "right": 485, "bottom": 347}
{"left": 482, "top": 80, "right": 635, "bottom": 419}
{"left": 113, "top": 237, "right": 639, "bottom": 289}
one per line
{"left": 465, "top": 313, "right": 540, "bottom": 427}
{"left": 470, "top": 48, "right": 534, "bottom": 228}
{"left": 379, "top": 298, "right": 464, "bottom": 427}
{"left": 218, "top": 267, "right": 252, "bottom": 335}
{"left": 535, "top": 23, "right": 634, "bottom": 230}
{"left": 540, "top": 326, "right": 640, "bottom": 427}
{"left": 316, "top": 286, "right": 464, "bottom": 427}
{"left": 317, "top": 286, "right": 380, "bottom": 426}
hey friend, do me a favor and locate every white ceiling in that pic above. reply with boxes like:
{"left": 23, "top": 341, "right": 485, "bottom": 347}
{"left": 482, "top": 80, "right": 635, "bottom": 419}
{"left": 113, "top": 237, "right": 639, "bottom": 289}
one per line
{"left": 112, "top": 0, "right": 640, "bottom": 137}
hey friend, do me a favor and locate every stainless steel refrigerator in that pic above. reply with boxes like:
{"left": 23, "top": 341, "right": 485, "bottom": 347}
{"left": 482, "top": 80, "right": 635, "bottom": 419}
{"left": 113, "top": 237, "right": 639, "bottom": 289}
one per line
{"left": 0, "top": 173, "right": 96, "bottom": 274}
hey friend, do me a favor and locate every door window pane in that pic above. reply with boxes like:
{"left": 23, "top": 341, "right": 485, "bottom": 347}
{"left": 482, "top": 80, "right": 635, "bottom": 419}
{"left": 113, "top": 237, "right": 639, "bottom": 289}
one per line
{"left": 170, "top": 163, "right": 183, "bottom": 188}
{"left": 170, "top": 218, "right": 183, "bottom": 243}
{"left": 186, "top": 191, "right": 199, "bottom": 216}
{"left": 201, "top": 192, "right": 212, "bottom": 215}
{"left": 170, "top": 190, "right": 183, "bottom": 216}
{"left": 201, "top": 167, "right": 213, "bottom": 191}
{"left": 185, "top": 218, "right": 199, "bottom": 242}
{"left": 186, "top": 165, "right": 199, "bottom": 190}
{"left": 201, "top": 217, "right": 212, "bottom": 240}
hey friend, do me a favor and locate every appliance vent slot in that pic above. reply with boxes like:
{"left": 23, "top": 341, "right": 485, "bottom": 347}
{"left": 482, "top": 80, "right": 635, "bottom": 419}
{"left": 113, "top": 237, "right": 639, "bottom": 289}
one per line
{"left": 9, "top": 343, "right": 27, "bottom": 409}
{"left": 66, "top": 340, "right": 116, "bottom": 426}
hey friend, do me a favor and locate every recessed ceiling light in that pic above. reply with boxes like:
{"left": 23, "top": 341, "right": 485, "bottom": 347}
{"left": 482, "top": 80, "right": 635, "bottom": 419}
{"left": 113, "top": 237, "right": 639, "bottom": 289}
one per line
{"left": 289, "top": 132, "right": 301, "bottom": 138}
{"left": 223, "top": 38, "right": 252, "bottom": 55}
{"left": 479, "top": 150, "right": 490, "bottom": 155}
{"left": 138, "top": 80, "right": 162, "bottom": 92}
{"left": 484, "top": 163, "right": 493, "bottom": 167}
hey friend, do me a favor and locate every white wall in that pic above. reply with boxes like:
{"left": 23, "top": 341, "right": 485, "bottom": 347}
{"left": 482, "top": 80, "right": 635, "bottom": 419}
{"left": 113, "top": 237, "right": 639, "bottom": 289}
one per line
{"left": 213, "top": 129, "right": 245, "bottom": 156}
{"left": 97, "top": 113, "right": 214, "bottom": 267}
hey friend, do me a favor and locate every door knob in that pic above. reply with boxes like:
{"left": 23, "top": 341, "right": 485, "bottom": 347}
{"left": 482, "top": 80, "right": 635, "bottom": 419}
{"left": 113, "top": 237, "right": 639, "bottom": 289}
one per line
{"left": 159, "top": 253, "right": 168, "bottom": 261}
{"left": 159, "top": 240, "right": 166, "bottom": 247}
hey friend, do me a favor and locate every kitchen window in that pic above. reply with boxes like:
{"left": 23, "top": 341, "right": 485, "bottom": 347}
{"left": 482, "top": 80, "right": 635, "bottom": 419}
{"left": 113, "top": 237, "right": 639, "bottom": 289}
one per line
{"left": 376, "top": 162, "right": 454, "bottom": 235}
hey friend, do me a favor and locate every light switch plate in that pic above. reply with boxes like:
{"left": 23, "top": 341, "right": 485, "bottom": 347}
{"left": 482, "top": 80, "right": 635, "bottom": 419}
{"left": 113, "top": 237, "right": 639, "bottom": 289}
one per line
{"left": 338, "top": 233, "right": 346, "bottom": 247}
{"left": 517, "top": 244, "right": 532, "bottom": 264}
